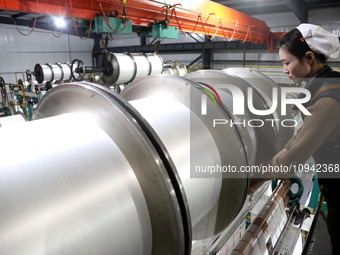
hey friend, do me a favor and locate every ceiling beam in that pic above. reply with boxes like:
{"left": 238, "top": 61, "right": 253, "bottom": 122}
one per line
{"left": 35, "top": 15, "right": 49, "bottom": 21}
{"left": 282, "top": 0, "right": 308, "bottom": 22}
{"left": 309, "top": 1, "right": 340, "bottom": 9}
{"left": 11, "top": 12, "right": 29, "bottom": 19}
{"left": 229, "top": 5, "right": 291, "bottom": 15}
{"left": 99, "top": 40, "right": 270, "bottom": 55}
{"left": 0, "top": 0, "right": 273, "bottom": 44}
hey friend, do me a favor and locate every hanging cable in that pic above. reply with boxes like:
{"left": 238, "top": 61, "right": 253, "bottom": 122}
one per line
{"left": 254, "top": 28, "right": 260, "bottom": 44}
{"left": 2, "top": 0, "right": 39, "bottom": 36}
{"left": 267, "top": 33, "right": 274, "bottom": 52}
{"left": 203, "top": 13, "right": 220, "bottom": 41}
{"left": 191, "top": 14, "right": 200, "bottom": 33}
{"left": 69, "top": 0, "right": 93, "bottom": 40}
{"left": 219, "top": 21, "right": 230, "bottom": 41}
{"left": 253, "top": 28, "right": 263, "bottom": 44}
{"left": 203, "top": 13, "right": 215, "bottom": 36}
{"left": 190, "top": 14, "right": 210, "bottom": 40}
{"left": 209, "top": 21, "right": 220, "bottom": 40}
{"left": 204, "top": 14, "right": 211, "bottom": 35}
{"left": 259, "top": 29, "right": 263, "bottom": 43}
{"left": 168, "top": 4, "right": 184, "bottom": 35}
{"left": 199, "top": 15, "right": 209, "bottom": 36}
{"left": 242, "top": 26, "right": 252, "bottom": 43}
{"left": 227, "top": 22, "right": 239, "bottom": 42}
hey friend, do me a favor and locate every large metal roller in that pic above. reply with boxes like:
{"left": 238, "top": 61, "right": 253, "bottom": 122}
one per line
{"left": 186, "top": 69, "right": 295, "bottom": 164}
{"left": 0, "top": 114, "right": 152, "bottom": 255}
{"left": 163, "top": 61, "right": 188, "bottom": 76}
{"left": 121, "top": 75, "right": 248, "bottom": 240}
{"left": 0, "top": 69, "right": 295, "bottom": 255}
{"left": 1, "top": 83, "right": 187, "bottom": 254}
{"left": 0, "top": 113, "right": 26, "bottom": 127}
{"left": 101, "top": 52, "right": 164, "bottom": 84}
{"left": 34, "top": 63, "right": 72, "bottom": 84}
{"left": 222, "top": 67, "right": 295, "bottom": 150}
{"left": 70, "top": 52, "right": 164, "bottom": 85}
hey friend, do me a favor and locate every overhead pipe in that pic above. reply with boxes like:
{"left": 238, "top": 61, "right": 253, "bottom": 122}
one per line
{"left": 71, "top": 52, "right": 163, "bottom": 85}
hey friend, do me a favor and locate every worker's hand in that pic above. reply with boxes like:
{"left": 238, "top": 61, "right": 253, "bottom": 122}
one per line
{"left": 247, "top": 158, "right": 296, "bottom": 195}
{"left": 248, "top": 159, "right": 272, "bottom": 195}
{"left": 248, "top": 170, "right": 297, "bottom": 195}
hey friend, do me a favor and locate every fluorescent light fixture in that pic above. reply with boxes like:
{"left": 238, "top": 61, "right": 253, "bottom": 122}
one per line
{"left": 54, "top": 16, "right": 65, "bottom": 28}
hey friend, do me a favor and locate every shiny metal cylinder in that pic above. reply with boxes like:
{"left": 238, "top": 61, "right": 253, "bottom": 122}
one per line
{"left": 213, "top": 88, "right": 257, "bottom": 165}
{"left": 222, "top": 67, "right": 295, "bottom": 151}
{"left": 54, "top": 62, "right": 72, "bottom": 82}
{"left": 32, "top": 82, "right": 187, "bottom": 254}
{"left": 130, "top": 53, "right": 151, "bottom": 79}
{"left": 185, "top": 69, "right": 294, "bottom": 164}
{"left": 59, "top": 63, "right": 72, "bottom": 81}
{"left": 121, "top": 75, "right": 249, "bottom": 241}
{"left": 109, "top": 53, "right": 136, "bottom": 84}
{"left": 101, "top": 52, "right": 164, "bottom": 85}
{"left": 163, "top": 61, "right": 188, "bottom": 76}
{"left": 129, "top": 94, "right": 223, "bottom": 228}
{"left": 34, "top": 63, "right": 72, "bottom": 84}
{"left": 0, "top": 113, "right": 152, "bottom": 255}
{"left": 0, "top": 113, "right": 26, "bottom": 127}
{"left": 0, "top": 68, "right": 295, "bottom": 254}
{"left": 49, "top": 63, "right": 63, "bottom": 82}
{"left": 145, "top": 52, "right": 164, "bottom": 75}
{"left": 34, "top": 63, "right": 54, "bottom": 84}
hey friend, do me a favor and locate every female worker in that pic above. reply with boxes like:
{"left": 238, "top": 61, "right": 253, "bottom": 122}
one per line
{"left": 273, "top": 23, "right": 340, "bottom": 254}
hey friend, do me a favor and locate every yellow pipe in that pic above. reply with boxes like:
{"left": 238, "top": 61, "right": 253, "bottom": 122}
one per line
{"left": 7, "top": 83, "right": 30, "bottom": 121}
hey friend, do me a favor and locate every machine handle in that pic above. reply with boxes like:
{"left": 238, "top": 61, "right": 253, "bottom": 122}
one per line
{"left": 272, "top": 177, "right": 304, "bottom": 204}
{"left": 71, "top": 59, "right": 108, "bottom": 81}
{"left": 71, "top": 59, "right": 86, "bottom": 81}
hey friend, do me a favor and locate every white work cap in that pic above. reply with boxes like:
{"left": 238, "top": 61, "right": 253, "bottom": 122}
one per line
{"left": 297, "top": 23, "right": 340, "bottom": 59}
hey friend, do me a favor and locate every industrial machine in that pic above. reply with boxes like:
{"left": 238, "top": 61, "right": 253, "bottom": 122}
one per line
{"left": 163, "top": 60, "right": 188, "bottom": 76}
{"left": 0, "top": 52, "right": 187, "bottom": 119}
{"left": 24, "top": 53, "right": 164, "bottom": 91}
{"left": 0, "top": 76, "right": 40, "bottom": 120}
{"left": 0, "top": 69, "right": 313, "bottom": 255}
{"left": 24, "top": 52, "right": 186, "bottom": 88}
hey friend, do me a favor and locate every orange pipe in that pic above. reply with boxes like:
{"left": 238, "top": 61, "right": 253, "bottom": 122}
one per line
{"left": 0, "top": 0, "right": 273, "bottom": 45}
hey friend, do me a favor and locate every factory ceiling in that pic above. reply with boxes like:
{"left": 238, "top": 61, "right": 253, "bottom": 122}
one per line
{"left": 0, "top": 0, "right": 339, "bottom": 38}
{"left": 212, "top": 0, "right": 340, "bottom": 23}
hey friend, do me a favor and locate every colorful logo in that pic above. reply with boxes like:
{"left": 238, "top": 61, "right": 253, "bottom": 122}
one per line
{"left": 198, "top": 82, "right": 223, "bottom": 107}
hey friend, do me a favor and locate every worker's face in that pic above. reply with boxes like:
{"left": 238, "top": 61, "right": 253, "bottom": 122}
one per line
{"left": 279, "top": 46, "right": 312, "bottom": 81}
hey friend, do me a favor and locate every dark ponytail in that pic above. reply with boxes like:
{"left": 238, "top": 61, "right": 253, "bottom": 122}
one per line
{"left": 278, "top": 28, "right": 327, "bottom": 64}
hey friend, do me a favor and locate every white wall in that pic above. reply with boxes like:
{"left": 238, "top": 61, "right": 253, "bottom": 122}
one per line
{"left": 105, "top": 33, "right": 140, "bottom": 48}
{"left": 161, "top": 53, "right": 202, "bottom": 65}
{"left": 0, "top": 24, "right": 94, "bottom": 83}
{"left": 253, "top": 12, "right": 300, "bottom": 33}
